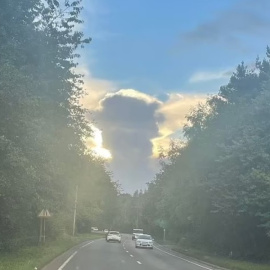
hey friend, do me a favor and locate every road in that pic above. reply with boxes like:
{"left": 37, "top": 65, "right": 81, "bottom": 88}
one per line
{"left": 43, "top": 234, "right": 222, "bottom": 270}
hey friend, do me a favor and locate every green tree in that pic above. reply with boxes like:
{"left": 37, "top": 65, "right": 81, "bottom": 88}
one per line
{"left": 140, "top": 49, "right": 270, "bottom": 260}
{"left": 0, "top": 0, "right": 117, "bottom": 250}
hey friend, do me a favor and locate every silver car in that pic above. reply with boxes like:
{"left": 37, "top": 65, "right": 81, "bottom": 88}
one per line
{"left": 135, "top": 234, "right": 154, "bottom": 249}
{"left": 106, "top": 231, "right": 121, "bottom": 243}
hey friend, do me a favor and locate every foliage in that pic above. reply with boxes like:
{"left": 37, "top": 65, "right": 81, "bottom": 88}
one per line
{"left": 138, "top": 50, "right": 270, "bottom": 260}
{"left": 0, "top": 0, "right": 118, "bottom": 251}
{"left": 0, "top": 233, "right": 103, "bottom": 270}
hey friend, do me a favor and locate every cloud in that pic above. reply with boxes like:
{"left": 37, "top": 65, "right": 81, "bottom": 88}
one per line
{"left": 84, "top": 125, "right": 112, "bottom": 159}
{"left": 189, "top": 69, "right": 233, "bottom": 83}
{"left": 180, "top": 0, "right": 270, "bottom": 50}
{"left": 78, "top": 66, "right": 207, "bottom": 192}
{"left": 82, "top": 87, "right": 207, "bottom": 192}
{"left": 152, "top": 93, "right": 207, "bottom": 156}
{"left": 101, "top": 89, "right": 161, "bottom": 105}
{"left": 87, "top": 89, "right": 163, "bottom": 192}
{"left": 78, "top": 60, "right": 207, "bottom": 192}
{"left": 78, "top": 65, "right": 117, "bottom": 110}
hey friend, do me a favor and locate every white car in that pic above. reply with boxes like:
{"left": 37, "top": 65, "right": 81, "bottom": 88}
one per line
{"left": 91, "top": 227, "right": 98, "bottom": 231}
{"left": 133, "top": 233, "right": 143, "bottom": 240}
{"left": 132, "top": 229, "right": 144, "bottom": 240}
{"left": 135, "top": 234, "right": 154, "bottom": 249}
{"left": 106, "top": 231, "right": 121, "bottom": 243}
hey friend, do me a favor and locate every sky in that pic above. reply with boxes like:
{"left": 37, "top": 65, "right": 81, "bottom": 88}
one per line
{"left": 79, "top": 0, "right": 270, "bottom": 193}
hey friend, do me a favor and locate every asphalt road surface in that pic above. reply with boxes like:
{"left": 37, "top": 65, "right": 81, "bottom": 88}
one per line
{"left": 43, "top": 234, "right": 221, "bottom": 270}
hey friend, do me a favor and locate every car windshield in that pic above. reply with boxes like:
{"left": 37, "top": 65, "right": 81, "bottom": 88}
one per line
{"left": 109, "top": 232, "right": 119, "bottom": 235}
{"left": 133, "top": 229, "right": 143, "bottom": 233}
{"left": 138, "top": 235, "right": 152, "bottom": 240}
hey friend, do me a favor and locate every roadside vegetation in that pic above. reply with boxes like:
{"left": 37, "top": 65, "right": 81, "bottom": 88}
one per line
{"left": 0, "top": 233, "right": 103, "bottom": 270}
{"left": 0, "top": 0, "right": 118, "bottom": 254}
{"left": 172, "top": 246, "right": 270, "bottom": 270}
{"left": 114, "top": 53, "right": 270, "bottom": 266}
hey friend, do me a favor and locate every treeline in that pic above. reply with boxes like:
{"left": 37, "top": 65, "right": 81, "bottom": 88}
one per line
{"left": 0, "top": 0, "right": 117, "bottom": 250}
{"left": 116, "top": 50, "right": 270, "bottom": 260}
{"left": 140, "top": 51, "right": 270, "bottom": 260}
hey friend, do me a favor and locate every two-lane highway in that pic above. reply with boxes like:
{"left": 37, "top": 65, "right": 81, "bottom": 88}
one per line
{"left": 44, "top": 234, "right": 220, "bottom": 270}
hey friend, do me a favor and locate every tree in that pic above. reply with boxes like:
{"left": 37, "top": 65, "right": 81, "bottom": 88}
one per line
{"left": 140, "top": 49, "right": 270, "bottom": 259}
{"left": 0, "top": 0, "right": 117, "bottom": 250}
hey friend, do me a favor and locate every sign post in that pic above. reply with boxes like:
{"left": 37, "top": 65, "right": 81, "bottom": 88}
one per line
{"left": 155, "top": 219, "right": 167, "bottom": 243}
{"left": 38, "top": 209, "right": 51, "bottom": 244}
{"left": 163, "top": 228, "right": 166, "bottom": 243}
{"left": 72, "top": 185, "right": 78, "bottom": 236}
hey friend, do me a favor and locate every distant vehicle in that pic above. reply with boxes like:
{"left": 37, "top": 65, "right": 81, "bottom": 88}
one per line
{"left": 103, "top": 229, "right": 109, "bottom": 233}
{"left": 91, "top": 227, "right": 98, "bottom": 231}
{"left": 106, "top": 231, "right": 121, "bottom": 243}
{"left": 135, "top": 234, "right": 154, "bottom": 249}
{"left": 132, "top": 228, "right": 143, "bottom": 240}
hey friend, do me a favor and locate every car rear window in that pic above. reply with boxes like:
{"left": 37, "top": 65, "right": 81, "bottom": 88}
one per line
{"left": 109, "top": 231, "right": 119, "bottom": 235}
{"left": 138, "top": 234, "right": 152, "bottom": 240}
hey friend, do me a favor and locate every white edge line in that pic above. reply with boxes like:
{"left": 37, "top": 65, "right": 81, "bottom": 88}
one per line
{"left": 126, "top": 250, "right": 129, "bottom": 253}
{"left": 80, "top": 241, "right": 93, "bottom": 249}
{"left": 58, "top": 251, "right": 77, "bottom": 270}
{"left": 137, "top": 261, "right": 142, "bottom": 264}
{"left": 130, "top": 254, "right": 133, "bottom": 257}
{"left": 153, "top": 245, "right": 213, "bottom": 270}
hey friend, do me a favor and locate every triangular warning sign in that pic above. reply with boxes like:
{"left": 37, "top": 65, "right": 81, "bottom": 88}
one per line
{"left": 44, "top": 209, "right": 51, "bottom": 217}
{"left": 38, "top": 209, "right": 51, "bottom": 218}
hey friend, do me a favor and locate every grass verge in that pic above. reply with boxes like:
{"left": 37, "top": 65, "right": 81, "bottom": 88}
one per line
{"left": 0, "top": 233, "right": 104, "bottom": 270}
{"left": 172, "top": 246, "right": 270, "bottom": 270}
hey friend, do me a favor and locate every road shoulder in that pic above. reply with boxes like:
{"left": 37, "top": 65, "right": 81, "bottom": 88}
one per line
{"left": 42, "top": 238, "right": 102, "bottom": 270}
{"left": 154, "top": 242, "right": 229, "bottom": 270}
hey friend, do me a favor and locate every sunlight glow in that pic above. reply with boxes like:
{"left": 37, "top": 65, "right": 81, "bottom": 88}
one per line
{"left": 91, "top": 126, "right": 112, "bottom": 160}
{"left": 92, "top": 146, "right": 112, "bottom": 159}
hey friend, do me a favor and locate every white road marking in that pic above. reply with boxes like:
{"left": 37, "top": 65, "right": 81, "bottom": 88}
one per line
{"left": 153, "top": 245, "right": 214, "bottom": 270}
{"left": 126, "top": 250, "right": 129, "bottom": 253}
{"left": 137, "top": 261, "right": 142, "bottom": 265}
{"left": 130, "top": 254, "right": 134, "bottom": 257}
{"left": 80, "top": 241, "right": 93, "bottom": 249}
{"left": 58, "top": 251, "right": 77, "bottom": 270}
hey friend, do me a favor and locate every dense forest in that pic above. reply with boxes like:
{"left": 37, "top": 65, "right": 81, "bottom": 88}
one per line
{"left": 0, "top": 0, "right": 118, "bottom": 250}
{"left": 115, "top": 53, "right": 270, "bottom": 260}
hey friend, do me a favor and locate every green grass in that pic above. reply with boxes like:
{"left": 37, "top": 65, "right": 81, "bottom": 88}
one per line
{"left": 0, "top": 233, "right": 104, "bottom": 270}
{"left": 172, "top": 246, "right": 270, "bottom": 270}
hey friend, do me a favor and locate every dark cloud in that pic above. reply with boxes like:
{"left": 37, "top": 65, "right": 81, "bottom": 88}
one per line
{"left": 89, "top": 91, "right": 164, "bottom": 192}
{"left": 180, "top": 0, "right": 270, "bottom": 50}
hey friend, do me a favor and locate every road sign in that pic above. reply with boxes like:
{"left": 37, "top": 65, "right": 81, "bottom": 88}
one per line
{"left": 38, "top": 209, "right": 51, "bottom": 218}
{"left": 38, "top": 209, "right": 51, "bottom": 244}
